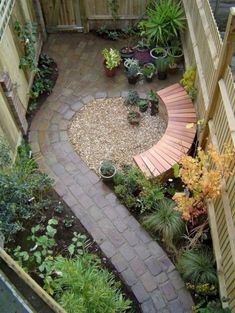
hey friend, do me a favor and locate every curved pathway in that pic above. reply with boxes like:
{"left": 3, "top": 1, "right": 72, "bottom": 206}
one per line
{"left": 29, "top": 33, "right": 193, "bottom": 313}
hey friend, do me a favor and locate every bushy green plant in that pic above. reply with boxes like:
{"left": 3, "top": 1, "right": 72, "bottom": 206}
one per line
{"left": 138, "top": 99, "right": 148, "bottom": 112}
{"left": 180, "top": 66, "right": 197, "bottom": 100}
{"left": 99, "top": 160, "right": 115, "bottom": 176}
{"left": 137, "top": 184, "right": 164, "bottom": 213}
{"left": 102, "top": 48, "right": 121, "bottom": 70}
{"left": 127, "top": 64, "right": 140, "bottom": 78}
{"left": 194, "top": 300, "right": 231, "bottom": 313}
{"left": 139, "top": 0, "right": 186, "bottom": 45}
{"left": 0, "top": 135, "right": 12, "bottom": 169}
{"left": 177, "top": 248, "right": 218, "bottom": 285}
{"left": 48, "top": 255, "right": 131, "bottom": 313}
{"left": 124, "top": 91, "right": 140, "bottom": 106}
{"left": 14, "top": 21, "right": 38, "bottom": 72}
{"left": 143, "top": 199, "right": 185, "bottom": 249}
{"left": 142, "top": 63, "right": 155, "bottom": 78}
{"left": 0, "top": 144, "right": 53, "bottom": 241}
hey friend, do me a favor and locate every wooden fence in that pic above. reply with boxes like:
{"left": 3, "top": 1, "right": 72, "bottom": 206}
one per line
{"left": 39, "top": 0, "right": 150, "bottom": 32}
{"left": 182, "top": 0, "right": 235, "bottom": 310}
{"left": 0, "top": 0, "right": 42, "bottom": 155}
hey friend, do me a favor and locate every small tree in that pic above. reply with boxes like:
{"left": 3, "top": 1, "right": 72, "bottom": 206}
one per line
{"left": 173, "top": 144, "right": 234, "bottom": 224}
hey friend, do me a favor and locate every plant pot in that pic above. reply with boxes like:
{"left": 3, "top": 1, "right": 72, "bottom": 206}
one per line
{"left": 127, "top": 112, "right": 141, "bottom": 125}
{"left": 128, "top": 76, "right": 138, "bottom": 85}
{"left": 150, "top": 47, "right": 168, "bottom": 62}
{"left": 145, "top": 76, "right": 154, "bottom": 82}
{"left": 99, "top": 164, "right": 116, "bottom": 181}
{"left": 168, "top": 64, "right": 178, "bottom": 74}
{"left": 134, "top": 48, "right": 152, "bottom": 65}
{"left": 168, "top": 49, "right": 184, "bottom": 64}
{"left": 157, "top": 71, "right": 167, "bottom": 80}
{"left": 120, "top": 47, "right": 134, "bottom": 60}
{"left": 103, "top": 60, "right": 118, "bottom": 77}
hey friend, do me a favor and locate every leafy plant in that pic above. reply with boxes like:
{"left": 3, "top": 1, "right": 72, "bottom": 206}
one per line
{"left": 139, "top": 0, "right": 186, "bottom": 45}
{"left": 127, "top": 63, "right": 141, "bottom": 78}
{"left": 14, "top": 21, "right": 38, "bottom": 72}
{"left": 124, "top": 58, "right": 139, "bottom": 69}
{"left": 102, "top": 48, "right": 121, "bottom": 70}
{"left": 127, "top": 111, "right": 141, "bottom": 125}
{"left": 194, "top": 301, "right": 231, "bottom": 313}
{"left": 107, "top": 30, "right": 119, "bottom": 40}
{"left": 0, "top": 144, "right": 52, "bottom": 241}
{"left": 0, "top": 136, "right": 12, "bottom": 169}
{"left": 156, "top": 58, "right": 169, "bottom": 73}
{"left": 138, "top": 99, "right": 148, "bottom": 112}
{"left": 63, "top": 215, "right": 75, "bottom": 228}
{"left": 99, "top": 160, "right": 116, "bottom": 177}
{"left": 177, "top": 247, "right": 218, "bottom": 285}
{"left": 143, "top": 199, "right": 185, "bottom": 250}
{"left": 67, "top": 232, "right": 89, "bottom": 257}
{"left": 54, "top": 201, "right": 64, "bottom": 214}
{"left": 137, "top": 184, "right": 164, "bottom": 213}
{"left": 124, "top": 91, "right": 140, "bottom": 106}
{"left": 142, "top": 63, "right": 155, "bottom": 78}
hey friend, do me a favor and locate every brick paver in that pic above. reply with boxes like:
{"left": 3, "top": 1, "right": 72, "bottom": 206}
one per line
{"left": 29, "top": 33, "right": 193, "bottom": 313}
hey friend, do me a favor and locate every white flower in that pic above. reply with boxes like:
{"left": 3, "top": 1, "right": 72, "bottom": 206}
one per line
{"left": 168, "top": 178, "right": 173, "bottom": 182}
{"left": 25, "top": 38, "right": 30, "bottom": 44}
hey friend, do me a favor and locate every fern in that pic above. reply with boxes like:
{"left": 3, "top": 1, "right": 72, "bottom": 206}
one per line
{"left": 177, "top": 248, "right": 218, "bottom": 285}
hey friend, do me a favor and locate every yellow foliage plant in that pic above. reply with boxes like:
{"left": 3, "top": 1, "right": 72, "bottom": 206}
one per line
{"left": 173, "top": 144, "right": 234, "bottom": 224}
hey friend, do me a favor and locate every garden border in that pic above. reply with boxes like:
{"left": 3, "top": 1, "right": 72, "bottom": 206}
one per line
{"left": 29, "top": 91, "right": 194, "bottom": 313}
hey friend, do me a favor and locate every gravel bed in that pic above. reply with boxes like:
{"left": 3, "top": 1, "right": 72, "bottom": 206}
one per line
{"left": 68, "top": 97, "right": 167, "bottom": 173}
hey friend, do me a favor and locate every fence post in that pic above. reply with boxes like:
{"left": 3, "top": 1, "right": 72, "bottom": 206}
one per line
{"left": 199, "top": 7, "right": 235, "bottom": 147}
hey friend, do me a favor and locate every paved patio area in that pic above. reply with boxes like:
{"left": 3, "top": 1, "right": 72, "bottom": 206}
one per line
{"left": 29, "top": 33, "right": 193, "bottom": 313}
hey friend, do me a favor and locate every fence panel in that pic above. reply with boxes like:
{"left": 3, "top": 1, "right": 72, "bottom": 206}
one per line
{"left": 0, "top": 1, "right": 42, "bottom": 154}
{"left": 183, "top": 0, "right": 235, "bottom": 310}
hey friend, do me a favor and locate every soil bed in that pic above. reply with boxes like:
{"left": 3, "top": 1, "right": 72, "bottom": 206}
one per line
{"left": 69, "top": 97, "right": 167, "bottom": 173}
{"left": 10, "top": 188, "right": 141, "bottom": 313}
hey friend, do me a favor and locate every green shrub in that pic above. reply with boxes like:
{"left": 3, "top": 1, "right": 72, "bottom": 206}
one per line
{"left": 177, "top": 248, "right": 218, "bottom": 285}
{"left": 194, "top": 300, "right": 231, "bottom": 313}
{"left": 138, "top": 184, "right": 164, "bottom": 213}
{"left": 114, "top": 184, "right": 128, "bottom": 200}
{"left": 0, "top": 144, "right": 53, "bottom": 241}
{"left": 143, "top": 199, "right": 185, "bottom": 249}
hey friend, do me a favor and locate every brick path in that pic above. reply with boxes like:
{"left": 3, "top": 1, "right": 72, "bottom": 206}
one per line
{"left": 29, "top": 33, "right": 193, "bottom": 313}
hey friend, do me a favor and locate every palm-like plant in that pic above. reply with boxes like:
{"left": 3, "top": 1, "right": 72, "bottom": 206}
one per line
{"left": 177, "top": 248, "right": 218, "bottom": 285}
{"left": 143, "top": 199, "right": 185, "bottom": 250}
{"left": 140, "top": 0, "right": 186, "bottom": 45}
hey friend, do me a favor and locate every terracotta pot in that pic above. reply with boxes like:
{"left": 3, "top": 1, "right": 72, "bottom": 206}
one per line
{"left": 103, "top": 61, "right": 118, "bottom": 77}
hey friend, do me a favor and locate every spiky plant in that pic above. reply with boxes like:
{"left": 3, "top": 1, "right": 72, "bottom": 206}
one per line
{"left": 177, "top": 248, "right": 218, "bottom": 285}
{"left": 143, "top": 199, "right": 185, "bottom": 251}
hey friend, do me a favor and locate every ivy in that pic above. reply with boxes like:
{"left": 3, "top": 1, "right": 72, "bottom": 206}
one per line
{"left": 14, "top": 21, "right": 38, "bottom": 72}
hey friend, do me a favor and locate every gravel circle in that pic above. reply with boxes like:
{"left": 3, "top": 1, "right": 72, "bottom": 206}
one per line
{"left": 68, "top": 97, "right": 167, "bottom": 173}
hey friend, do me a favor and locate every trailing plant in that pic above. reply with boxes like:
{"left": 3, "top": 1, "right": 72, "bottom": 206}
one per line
{"left": 108, "top": 0, "right": 120, "bottom": 22}
{"left": 180, "top": 66, "right": 197, "bottom": 100}
{"left": 124, "top": 91, "right": 140, "bottom": 106}
{"left": 177, "top": 247, "right": 218, "bottom": 285}
{"left": 0, "top": 135, "right": 12, "bottom": 169}
{"left": 143, "top": 199, "right": 185, "bottom": 251}
{"left": 14, "top": 21, "right": 38, "bottom": 72}
{"left": 102, "top": 48, "right": 121, "bottom": 70}
{"left": 173, "top": 144, "right": 234, "bottom": 224}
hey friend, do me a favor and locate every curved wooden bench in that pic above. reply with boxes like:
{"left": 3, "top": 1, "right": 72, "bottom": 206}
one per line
{"left": 134, "top": 83, "right": 197, "bottom": 177}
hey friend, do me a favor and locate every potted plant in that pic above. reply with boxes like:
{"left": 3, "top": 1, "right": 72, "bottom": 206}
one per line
{"left": 142, "top": 63, "right": 156, "bottom": 82}
{"left": 120, "top": 47, "right": 135, "bottom": 60}
{"left": 134, "top": 39, "right": 152, "bottom": 65}
{"left": 127, "top": 111, "right": 141, "bottom": 125}
{"left": 167, "top": 46, "right": 184, "bottom": 64}
{"left": 127, "top": 63, "right": 140, "bottom": 84}
{"left": 138, "top": 0, "right": 186, "bottom": 46}
{"left": 138, "top": 99, "right": 148, "bottom": 112}
{"left": 124, "top": 58, "right": 139, "bottom": 71}
{"left": 148, "top": 90, "right": 159, "bottom": 115}
{"left": 156, "top": 58, "right": 169, "bottom": 80}
{"left": 102, "top": 48, "right": 121, "bottom": 77}
{"left": 99, "top": 160, "right": 116, "bottom": 180}
{"left": 168, "top": 55, "right": 178, "bottom": 74}
{"left": 124, "top": 90, "right": 140, "bottom": 106}
{"left": 150, "top": 47, "right": 168, "bottom": 62}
